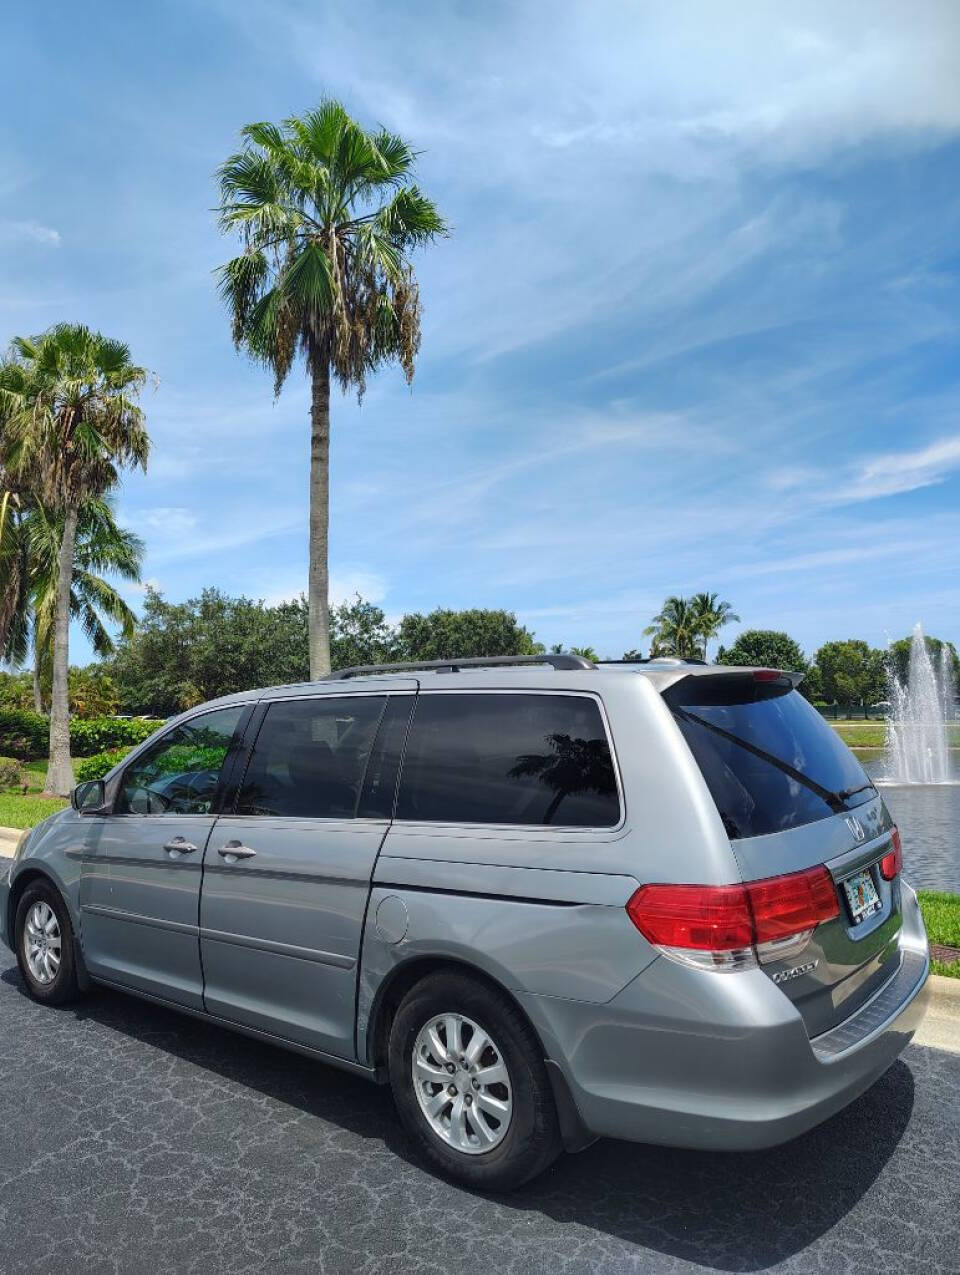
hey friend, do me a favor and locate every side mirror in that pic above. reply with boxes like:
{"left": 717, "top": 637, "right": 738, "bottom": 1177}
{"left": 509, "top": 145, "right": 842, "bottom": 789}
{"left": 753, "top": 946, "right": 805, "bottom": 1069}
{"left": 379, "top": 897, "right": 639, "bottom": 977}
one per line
{"left": 71, "top": 779, "right": 107, "bottom": 814}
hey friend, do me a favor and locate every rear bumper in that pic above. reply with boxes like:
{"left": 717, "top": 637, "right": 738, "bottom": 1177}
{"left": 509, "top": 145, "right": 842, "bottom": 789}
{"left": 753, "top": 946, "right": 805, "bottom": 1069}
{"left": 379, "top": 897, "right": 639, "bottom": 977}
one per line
{"left": 523, "top": 882, "right": 930, "bottom": 1151}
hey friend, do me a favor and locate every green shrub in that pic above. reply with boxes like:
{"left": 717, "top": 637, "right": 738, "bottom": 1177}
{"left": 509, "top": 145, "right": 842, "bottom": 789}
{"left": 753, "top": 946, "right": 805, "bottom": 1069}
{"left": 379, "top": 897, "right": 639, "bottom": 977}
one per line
{"left": 0, "top": 755, "right": 24, "bottom": 788}
{"left": 69, "top": 717, "right": 164, "bottom": 757}
{"left": 74, "top": 748, "right": 132, "bottom": 783}
{"left": 0, "top": 710, "right": 48, "bottom": 760}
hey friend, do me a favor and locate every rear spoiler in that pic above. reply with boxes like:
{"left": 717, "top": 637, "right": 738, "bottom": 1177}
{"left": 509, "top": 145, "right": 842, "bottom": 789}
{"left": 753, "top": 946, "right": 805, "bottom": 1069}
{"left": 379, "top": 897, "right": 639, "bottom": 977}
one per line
{"left": 658, "top": 665, "right": 806, "bottom": 694}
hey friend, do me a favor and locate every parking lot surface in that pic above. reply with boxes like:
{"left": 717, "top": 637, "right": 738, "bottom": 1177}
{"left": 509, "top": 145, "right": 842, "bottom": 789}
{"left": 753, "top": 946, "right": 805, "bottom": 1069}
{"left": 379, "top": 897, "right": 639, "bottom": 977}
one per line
{"left": 1, "top": 948, "right": 958, "bottom": 1275}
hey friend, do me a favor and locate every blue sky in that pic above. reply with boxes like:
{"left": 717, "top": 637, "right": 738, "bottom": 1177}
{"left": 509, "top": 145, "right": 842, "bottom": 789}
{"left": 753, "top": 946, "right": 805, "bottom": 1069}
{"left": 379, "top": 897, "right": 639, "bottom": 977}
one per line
{"left": 4, "top": 0, "right": 960, "bottom": 663}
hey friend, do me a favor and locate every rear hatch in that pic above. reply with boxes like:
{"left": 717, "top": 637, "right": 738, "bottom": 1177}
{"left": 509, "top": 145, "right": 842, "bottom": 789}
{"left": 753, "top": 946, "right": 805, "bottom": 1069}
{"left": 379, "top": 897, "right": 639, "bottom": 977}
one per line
{"left": 665, "top": 671, "right": 902, "bottom": 1036}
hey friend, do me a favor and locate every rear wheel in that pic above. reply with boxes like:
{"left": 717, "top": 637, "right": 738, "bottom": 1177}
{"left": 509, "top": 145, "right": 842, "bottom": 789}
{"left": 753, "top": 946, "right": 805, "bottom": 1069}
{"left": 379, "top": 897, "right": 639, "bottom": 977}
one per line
{"left": 15, "top": 881, "right": 81, "bottom": 1006}
{"left": 388, "top": 970, "right": 562, "bottom": 1190}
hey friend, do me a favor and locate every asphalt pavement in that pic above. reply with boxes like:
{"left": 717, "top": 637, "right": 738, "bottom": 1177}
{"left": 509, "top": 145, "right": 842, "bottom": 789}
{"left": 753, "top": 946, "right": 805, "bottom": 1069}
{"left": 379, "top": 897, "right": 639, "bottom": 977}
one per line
{"left": 0, "top": 945, "right": 957, "bottom": 1275}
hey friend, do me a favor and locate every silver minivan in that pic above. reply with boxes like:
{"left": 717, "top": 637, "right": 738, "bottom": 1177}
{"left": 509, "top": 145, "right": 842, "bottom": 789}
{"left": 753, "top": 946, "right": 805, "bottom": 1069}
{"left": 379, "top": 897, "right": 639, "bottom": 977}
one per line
{"left": 0, "top": 655, "right": 930, "bottom": 1189}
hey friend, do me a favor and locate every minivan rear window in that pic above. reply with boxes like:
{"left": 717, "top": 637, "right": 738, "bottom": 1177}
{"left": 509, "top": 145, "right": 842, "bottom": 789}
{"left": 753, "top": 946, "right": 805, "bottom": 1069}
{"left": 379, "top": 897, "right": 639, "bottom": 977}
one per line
{"left": 666, "top": 677, "right": 876, "bottom": 840}
{"left": 396, "top": 692, "right": 620, "bottom": 827}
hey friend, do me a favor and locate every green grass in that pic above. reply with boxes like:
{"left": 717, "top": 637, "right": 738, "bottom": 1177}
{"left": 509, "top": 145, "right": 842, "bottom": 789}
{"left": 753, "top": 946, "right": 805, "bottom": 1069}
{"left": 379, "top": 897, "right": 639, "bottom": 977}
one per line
{"left": 0, "top": 791, "right": 67, "bottom": 830}
{"left": 918, "top": 891, "right": 960, "bottom": 947}
{"left": 918, "top": 891, "right": 960, "bottom": 980}
{"left": 0, "top": 758, "right": 66, "bottom": 830}
{"left": 831, "top": 721, "right": 888, "bottom": 748}
{"left": 930, "top": 961, "right": 960, "bottom": 979}
{"left": 829, "top": 720, "right": 960, "bottom": 749}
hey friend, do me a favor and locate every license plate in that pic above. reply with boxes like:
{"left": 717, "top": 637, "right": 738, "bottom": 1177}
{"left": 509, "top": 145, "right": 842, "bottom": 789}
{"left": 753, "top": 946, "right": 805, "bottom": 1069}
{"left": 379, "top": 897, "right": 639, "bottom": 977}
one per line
{"left": 841, "top": 867, "right": 882, "bottom": 925}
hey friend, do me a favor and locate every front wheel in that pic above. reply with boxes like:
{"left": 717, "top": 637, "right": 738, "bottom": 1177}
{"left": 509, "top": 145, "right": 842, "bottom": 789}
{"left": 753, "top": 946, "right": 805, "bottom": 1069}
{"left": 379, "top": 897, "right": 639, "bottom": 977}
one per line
{"left": 15, "top": 881, "right": 81, "bottom": 1005}
{"left": 388, "top": 970, "right": 562, "bottom": 1190}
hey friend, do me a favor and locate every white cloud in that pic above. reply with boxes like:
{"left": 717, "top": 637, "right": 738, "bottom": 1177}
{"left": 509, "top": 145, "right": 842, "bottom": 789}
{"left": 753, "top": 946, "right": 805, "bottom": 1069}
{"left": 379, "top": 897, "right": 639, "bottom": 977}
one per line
{"left": 848, "top": 435, "right": 960, "bottom": 500}
{"left": 329, "top": 569, "right": 387, "bottom": 606}
{"left": 0, "top": 219, "right": 60, "bottom": 246}
{"left": 137, "top": 506, "right": 198, "bottom": 536}
{"left": 260, "top": 568, "right": 387, "bottom": 609}
{"left": 124, "top": 576, "right": 163, "bottom": 597}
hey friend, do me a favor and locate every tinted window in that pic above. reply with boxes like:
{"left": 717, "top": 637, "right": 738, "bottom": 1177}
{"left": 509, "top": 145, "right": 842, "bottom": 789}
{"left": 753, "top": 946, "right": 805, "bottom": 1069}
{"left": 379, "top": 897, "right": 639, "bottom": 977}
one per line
{"left": 117, "top": 705, "right": 245, "bottom": 815}
{"left": 357, "top": 695, "right": 415, "bottom": 819}
{"left": 237, "top": 696, "right": 384, "bottom": 818}
{"left": 667, "top": 678, "right": 875, "bottom": 840}
{"left": 396, "top": 693, "right": 619, "bottom": 827}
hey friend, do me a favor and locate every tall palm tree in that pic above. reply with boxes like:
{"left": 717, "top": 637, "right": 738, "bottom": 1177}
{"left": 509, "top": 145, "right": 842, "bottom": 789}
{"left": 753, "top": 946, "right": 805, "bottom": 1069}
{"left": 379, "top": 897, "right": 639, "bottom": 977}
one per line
{"left": 643, "top": 596, "right": 700, "bottom": 660}
{"left": 216, "top": 100, "right": 447, "bottom": 678}
{"left": 29, "top": 497, "right": 143, "bottom": 712}
{"left": 0, "top": 325, "right": 149, "bottom": 795}
{"left": 0, "top": 483, "right": 29, "bottom": 667}
{"left": 689, "top": 592, "right": 740, "bottom": 660}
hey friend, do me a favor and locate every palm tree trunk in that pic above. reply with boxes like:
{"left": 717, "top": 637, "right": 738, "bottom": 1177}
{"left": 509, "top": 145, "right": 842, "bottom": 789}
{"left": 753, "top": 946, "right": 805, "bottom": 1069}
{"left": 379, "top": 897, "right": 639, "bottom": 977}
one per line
{"left": 32, "top": 649, "right": 43, "bottom": 714}
{"left": 44, "top": 505, "right": 77, "bottom": 797}
{"left": 308, "top": 359, "right": 332, "bottom": 679}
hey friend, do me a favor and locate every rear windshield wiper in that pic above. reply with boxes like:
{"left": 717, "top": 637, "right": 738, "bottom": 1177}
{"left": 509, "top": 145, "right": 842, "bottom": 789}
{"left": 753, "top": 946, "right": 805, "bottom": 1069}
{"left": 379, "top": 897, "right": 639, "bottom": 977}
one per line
{"left": 674, "top": 709, "right": 876, "bottom": 814}
{"left": 834, "top": 782, "right": 877, "bottom": 803}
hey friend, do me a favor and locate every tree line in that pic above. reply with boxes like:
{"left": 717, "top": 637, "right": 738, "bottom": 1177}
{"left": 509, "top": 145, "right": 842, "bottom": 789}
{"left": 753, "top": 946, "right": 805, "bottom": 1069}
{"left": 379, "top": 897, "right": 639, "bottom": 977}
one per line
{"left": 0, "top": 587, "right": 951, "bottom": 722}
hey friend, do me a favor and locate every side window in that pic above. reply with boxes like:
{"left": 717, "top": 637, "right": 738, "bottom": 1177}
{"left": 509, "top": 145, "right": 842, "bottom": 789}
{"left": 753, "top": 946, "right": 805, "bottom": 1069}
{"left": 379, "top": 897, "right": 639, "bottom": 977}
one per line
{"left": 237, "top": 695, "right": 385, "bottom": 818}
{"left": 116, "top": 705, "right": 245, "bottom": 815}
{"left": 357, "top": 695, "right": 415, "bottom": 819}
{"left": 396, "top": 693, "right": 620, "bottom": 827}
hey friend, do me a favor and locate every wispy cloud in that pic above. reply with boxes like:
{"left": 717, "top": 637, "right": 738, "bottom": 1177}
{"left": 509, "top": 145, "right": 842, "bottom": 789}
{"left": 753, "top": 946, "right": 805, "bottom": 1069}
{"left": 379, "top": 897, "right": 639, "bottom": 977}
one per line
{"left": 846, "top": 434, "right": 960, "bottom": 501}
{"left": 0, "top": 219, "right": 60, "bottom": 246}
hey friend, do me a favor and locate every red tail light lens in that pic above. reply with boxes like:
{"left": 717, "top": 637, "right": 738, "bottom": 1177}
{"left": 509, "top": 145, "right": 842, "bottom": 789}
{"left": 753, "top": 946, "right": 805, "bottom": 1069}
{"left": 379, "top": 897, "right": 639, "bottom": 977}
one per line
{"left": 625, "top": 865, "right": 840, "bottom": 970}
{"left": 880, "top": 827, "right": 903, "bottom": 881}
{"left": 747, "top": 865, "right": 839, "bottom": 944}
{"left": 626, "top": 883, "right": 753, "bottom": 951}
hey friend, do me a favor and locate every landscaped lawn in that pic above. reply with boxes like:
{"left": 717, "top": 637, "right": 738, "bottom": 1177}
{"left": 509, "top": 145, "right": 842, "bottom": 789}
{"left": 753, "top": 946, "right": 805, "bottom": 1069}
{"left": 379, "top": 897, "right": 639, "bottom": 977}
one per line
{"left": 0, "top": 791, "right": 67, "bottom": 830}
{"left": 831, "top": 721, "right": 888, "bottom": 748}
{"left": 830, "top": 719, "right": 960, "bottom": 749}
{"left": 0, "top": 760, "right": 67, "bottom": 831}
{"left": 919, "top": 890, "right": 960, "bottom": 979}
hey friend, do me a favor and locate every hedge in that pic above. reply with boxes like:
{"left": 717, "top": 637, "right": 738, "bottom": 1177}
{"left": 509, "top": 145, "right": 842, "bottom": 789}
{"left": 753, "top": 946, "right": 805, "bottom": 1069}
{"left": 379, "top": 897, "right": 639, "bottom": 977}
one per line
{"left": 0, "top": 755, "right": 24, "bottom": 788}
{"left": 69, "top": 717, "right": 164, "bottom": 757}
{"left": 0, "top": 712, "right": 165, "bottom": 761}
{"left": 74, "top": 748, "right": 133, "bottom": 783}
{"left": 0, "top": 710, "right": 48, "bottom": 760}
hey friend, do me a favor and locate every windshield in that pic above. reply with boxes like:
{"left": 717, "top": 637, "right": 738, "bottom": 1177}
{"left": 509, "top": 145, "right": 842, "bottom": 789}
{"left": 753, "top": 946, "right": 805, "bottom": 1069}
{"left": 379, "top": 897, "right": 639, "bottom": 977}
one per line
{"left": 666, "top": 677, "right": 876, "bottom": 839}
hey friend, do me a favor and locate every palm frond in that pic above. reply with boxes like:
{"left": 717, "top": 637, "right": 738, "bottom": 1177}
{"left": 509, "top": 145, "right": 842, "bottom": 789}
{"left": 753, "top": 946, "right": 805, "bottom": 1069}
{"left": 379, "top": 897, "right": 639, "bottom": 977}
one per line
{"left": 216, "top": 99, "right": 445, "bottom": 395}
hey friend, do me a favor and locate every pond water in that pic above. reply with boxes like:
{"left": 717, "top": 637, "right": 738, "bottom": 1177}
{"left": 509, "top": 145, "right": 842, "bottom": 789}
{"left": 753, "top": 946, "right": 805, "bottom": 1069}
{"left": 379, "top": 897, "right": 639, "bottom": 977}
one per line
{"left": 861, "top": 752, "right": 960, "bottom": 893}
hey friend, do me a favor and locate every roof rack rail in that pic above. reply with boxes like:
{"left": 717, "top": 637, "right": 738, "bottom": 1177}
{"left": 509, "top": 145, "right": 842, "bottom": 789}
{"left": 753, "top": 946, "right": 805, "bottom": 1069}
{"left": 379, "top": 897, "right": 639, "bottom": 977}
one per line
{"left": 328, "top": 653, "right": 596, "bottom": 680}
{"left": 596, "top": 657, "right": 709, "bottom": 666}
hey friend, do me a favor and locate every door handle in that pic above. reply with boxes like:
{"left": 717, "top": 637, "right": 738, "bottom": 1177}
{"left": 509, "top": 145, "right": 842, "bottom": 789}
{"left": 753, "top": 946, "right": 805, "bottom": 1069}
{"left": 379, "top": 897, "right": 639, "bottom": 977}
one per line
{"left": 218, "top": 841, "right": 257, "bottom": 861}
{"left": 163, "top": 837, "right": 199, "bottom": 855}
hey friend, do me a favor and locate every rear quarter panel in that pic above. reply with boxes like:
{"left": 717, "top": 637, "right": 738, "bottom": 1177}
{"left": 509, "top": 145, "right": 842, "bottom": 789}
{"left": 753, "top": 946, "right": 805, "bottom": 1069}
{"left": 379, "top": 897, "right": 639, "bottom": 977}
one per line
{"left": 357, "top": 674, "right": 742, "bottom": 1064}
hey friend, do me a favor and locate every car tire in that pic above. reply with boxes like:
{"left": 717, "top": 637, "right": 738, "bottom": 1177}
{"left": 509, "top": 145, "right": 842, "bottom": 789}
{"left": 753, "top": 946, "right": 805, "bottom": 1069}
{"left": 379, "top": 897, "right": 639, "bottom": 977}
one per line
{"left": 388, "top": 969, "right": 562, "bottom": 1190}
{"left": 15, "top": 881, "right": 81, "bottom": 1006}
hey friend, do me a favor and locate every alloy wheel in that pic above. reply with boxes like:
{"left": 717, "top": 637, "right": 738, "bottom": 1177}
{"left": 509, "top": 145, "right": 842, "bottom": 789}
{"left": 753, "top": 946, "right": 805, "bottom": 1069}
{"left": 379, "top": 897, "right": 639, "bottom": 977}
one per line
{"left": 411, "top": 1011, "right": 513, "bottom": 1154}
{"left": 23, "top": 901, "right": 61, "bottom": 986}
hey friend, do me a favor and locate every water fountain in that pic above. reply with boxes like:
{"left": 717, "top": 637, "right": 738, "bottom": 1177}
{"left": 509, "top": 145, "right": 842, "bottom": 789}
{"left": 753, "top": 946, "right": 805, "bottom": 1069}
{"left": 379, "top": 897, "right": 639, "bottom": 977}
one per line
{"left": 885, "top": 622, "right": 957, "bottom": 784}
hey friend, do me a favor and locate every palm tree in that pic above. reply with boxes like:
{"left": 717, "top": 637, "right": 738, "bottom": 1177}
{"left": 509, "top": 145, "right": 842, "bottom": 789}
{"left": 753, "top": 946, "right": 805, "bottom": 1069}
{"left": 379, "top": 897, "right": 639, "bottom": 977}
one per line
{"left": 689, "top": 592, "right": 740, "bottom": 660}
{"left": 29, "top": 497, "right": 143, "bottom": 712}
{"left": 0, "top": 325, "right": 149, "bottom": 795}
{"left": 509, "top": 732, "right": 616, "bottom": 824}
{"left": 0, "top": 483, "right": 29, "bottom": 667}
{"left": 216, "top": 100, "right": 447, "bottom": 678}
{"left": 643, "top": 596, "right": 700, "bottom": 659}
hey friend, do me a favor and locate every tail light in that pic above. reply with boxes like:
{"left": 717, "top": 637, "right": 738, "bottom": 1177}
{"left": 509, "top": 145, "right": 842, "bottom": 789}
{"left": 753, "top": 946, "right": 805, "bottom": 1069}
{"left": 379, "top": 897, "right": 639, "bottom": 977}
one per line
{"left": 880, "top": 827, "right": 903, "bottom": 881}
{"left": 625, "top": 864, "right": 840, "bottom": 972}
